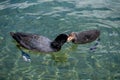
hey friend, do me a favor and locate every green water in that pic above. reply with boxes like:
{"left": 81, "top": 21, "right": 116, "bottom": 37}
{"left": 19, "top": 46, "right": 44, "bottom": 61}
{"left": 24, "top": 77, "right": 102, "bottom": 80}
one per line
{"left": 0, "top": 0, "right": 120, "bottom": 80}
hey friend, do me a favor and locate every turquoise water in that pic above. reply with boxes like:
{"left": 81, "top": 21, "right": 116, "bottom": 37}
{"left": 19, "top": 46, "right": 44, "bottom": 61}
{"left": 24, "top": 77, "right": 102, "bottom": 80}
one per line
{"left": 0, "top": 0, "right": 120, "bottom": 80}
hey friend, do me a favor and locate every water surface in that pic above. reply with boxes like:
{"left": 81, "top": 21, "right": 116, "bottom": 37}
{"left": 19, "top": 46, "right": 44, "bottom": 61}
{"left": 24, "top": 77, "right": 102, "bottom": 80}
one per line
{"left": 0, "top": 0, "right": 120, "bottom": 80}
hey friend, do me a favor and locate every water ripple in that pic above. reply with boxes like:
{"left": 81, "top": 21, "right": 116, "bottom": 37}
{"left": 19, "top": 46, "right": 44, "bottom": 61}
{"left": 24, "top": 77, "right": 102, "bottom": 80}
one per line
{"left": 0, "top": 1, "right": 39, "bottom": 10}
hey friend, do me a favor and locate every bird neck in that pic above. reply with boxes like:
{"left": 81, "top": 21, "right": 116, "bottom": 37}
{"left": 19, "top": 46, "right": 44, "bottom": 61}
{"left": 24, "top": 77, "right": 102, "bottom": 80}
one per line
{"left": 50, "top": 41, "right": 61, "bottom": 51}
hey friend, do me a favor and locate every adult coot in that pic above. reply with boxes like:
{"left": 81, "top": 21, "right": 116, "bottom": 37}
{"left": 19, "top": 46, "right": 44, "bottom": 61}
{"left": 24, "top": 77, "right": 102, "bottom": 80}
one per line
{"left": 10, "top": 32, "right": 68, "bottom": 53}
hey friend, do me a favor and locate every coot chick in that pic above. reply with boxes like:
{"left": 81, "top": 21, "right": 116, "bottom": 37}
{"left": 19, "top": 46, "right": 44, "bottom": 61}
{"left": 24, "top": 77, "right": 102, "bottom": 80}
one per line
{"left": 67, "top": 30, "right": 100, "bottom": 44}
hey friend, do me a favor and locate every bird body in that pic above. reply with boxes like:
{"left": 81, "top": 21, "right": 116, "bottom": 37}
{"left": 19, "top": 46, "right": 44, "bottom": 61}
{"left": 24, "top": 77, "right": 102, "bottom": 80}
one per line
{"left": 10, "top": 32, "right": 68, "bottom": 53}
{"left": 67, "top": 30, "right": 100, "bottom": 44}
